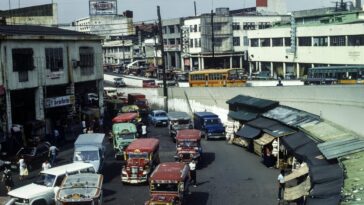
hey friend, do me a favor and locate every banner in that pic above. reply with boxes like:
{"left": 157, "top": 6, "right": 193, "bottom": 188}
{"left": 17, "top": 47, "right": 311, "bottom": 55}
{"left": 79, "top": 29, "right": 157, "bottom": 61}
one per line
{"left": 89, "top": 0, "right": 117, "bottom": 15}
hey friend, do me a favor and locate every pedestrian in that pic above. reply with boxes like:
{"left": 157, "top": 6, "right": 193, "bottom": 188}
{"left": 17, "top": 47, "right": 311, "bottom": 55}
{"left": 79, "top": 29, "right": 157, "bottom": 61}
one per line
{"left": 277, "top": 169, "right": 285, "bottom": 201}
{"left": 53, "top": 128, "right": 60, "bottom": 146}
{"left": 42, "top": 160, "right": 51, "bottom": 171}
{"left": 189, "top": 160, "right": 197, "bottom": 187}
{"left": 141, "top": 123, "right": 147, "bottom": 138}
{"left": 49, "top": 145, "right": 59, "bottom": 166}
{"left": 98, "top": 117, "right": 104, "bottom": 132}
{"left": 18, "top": 156, "right": 28, "bottom": 180}
{"left": 2, "top": 167, "right": 14, "bottom": 192}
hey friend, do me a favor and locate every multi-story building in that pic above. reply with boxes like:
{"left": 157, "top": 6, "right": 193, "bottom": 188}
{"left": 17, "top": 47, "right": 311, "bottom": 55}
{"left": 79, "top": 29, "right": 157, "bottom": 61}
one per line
{"left": 0, "top": 24, "right": 103, "bottom": 151}
{"left": 162, "top": 18, "right": 183, "bottom": 69}
{"left": 247, "top": 8, "right": 364, "bottom": 79}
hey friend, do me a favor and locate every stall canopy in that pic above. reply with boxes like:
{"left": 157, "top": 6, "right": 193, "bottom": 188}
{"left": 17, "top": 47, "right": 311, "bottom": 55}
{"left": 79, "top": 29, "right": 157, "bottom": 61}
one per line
{"left": 253, "top": 133, "right": 275, "bottom": 156}
{"left": 236, "top": 125, "right": 261, "bottom": 139}
{"left": 247, "top": 117, "right": 278, "bottom": 129}
{"left": 284, "top": 163, "right": 309, "bottom": 182}
{"left": 281, "top": 132, "right": 313, "bottom": 152}
{"left": 247, "top": 117, "right": 295, "bottom": 138}
{"left": 305, "top": 195, "right": 341, "bottom": 205}
{"left": 284, "top": 176, "right": 311, "bottom": 201}
{"left": 226, "top": 95, "right": 279, "bottom": 112}
{"left": 228, "top": 110, "right": 258, "bottom": 122}
{"left": 309, "top": 164, "right": 343, "bottom": 184}
{"left": 318, "top": 137, "right": 364, "bottom": 160}
{"left": 294, "top": 141, "right": 329, "bottom": 166}
{"left": 310, "top": 178, "right": 343, "bottom": 198}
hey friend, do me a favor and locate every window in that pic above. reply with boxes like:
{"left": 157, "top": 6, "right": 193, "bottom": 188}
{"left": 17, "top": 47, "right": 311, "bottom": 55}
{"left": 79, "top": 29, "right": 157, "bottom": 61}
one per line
{"left": 198, "top": 38, "right": 201, "bottom": 47}
{"left": 284, "top": 38, "right": 291, "bottom": 47}
{"left": 272, "top": 38, "right": 283, "bottom": 47}
{"left": 190, "top": 25, "right": 193, "bottom": 32}
{"left": 243, "top": 22, "right": 255, "bottom": 30}
{"left": 194, "top": 25, "right": 197, "bottom": 32}
{"left": 348, "top": 35, "right": 364, "bottom": 46}
{"left": 169, "top": 25, "right": 175, "bottom": 34}
{"left": 162, "top": 26, "right": 167, "bottom": 34}
{"left": 214, "top": 38, "right": 223, "bottom": 47}
{"left": 243, "top": 36, "right": 249, "bottom": 46}
{"left": 163, "top": 39, "right": 167, "bottom": 45}
{"left": 258, "top": 22, "right": 271, "bottom": 29}
{"left": 194, "top": 39, "right": 198, "bottom": 48}
{"left": 190, "top": 39, "right": 194, "bottom": 48}
{"left": 330, "top": 36, "right": 346, "bottom": 46}
{"left": 169, "top": 39, "right": 175, "bottom": 45}
{"left": 298, "top": 37, "right": 312, "bottom": 46}
{"left": 260, "top": 38, "right": 270, "bottom": 47}
{"left": 45, "top": 48, "right": 63, "bottom": 71}
{"left": 232, "top": 22, "right": 240, "bottom": 30}
{"left": 176, "top": 38, "right": 181, "bottom": 45}
{"left": 213, "top": 23, "right": 222, "bottom": 31}
{"left": 233, "top": 37, "right": 240, "bottom": 46}
{"left": 208, "top": 73, "right": 223, "bottom": 80}
{"left": 191, "top": 74, "right": 205, "bottom": 80}
{"left": 250, "top": 39, "right": 259, "bottom": 47}
{"left": 12, "top": 48, "right": 34, "bottom": 72}
{"left": 176, "top": 25, "right": 180, "bottom": 33}
{"left": 313, "top": 36, "right": 328, "bottom": 46}
{"left": 79, "top": 47, "right": 94, "bottom": 75}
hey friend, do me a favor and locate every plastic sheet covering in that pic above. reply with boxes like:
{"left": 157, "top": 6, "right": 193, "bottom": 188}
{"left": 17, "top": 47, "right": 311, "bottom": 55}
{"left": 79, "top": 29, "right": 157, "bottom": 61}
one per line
{"left": 284, "top": 176, "right": 311, "bottom": 201}
{"left": 281, "top": 132, "right": 313, "bottom": 152}
{"left": 285, "top": 163, "right": 309, "bottom": 182}
{"left": 310, "top": 178, "right": 343, "bottom": 198}
{"left": 310, "top": 164, "right": 343, "bottom": 184}
{"left": 305, "top": 195, "right": 341, "bottom": 205}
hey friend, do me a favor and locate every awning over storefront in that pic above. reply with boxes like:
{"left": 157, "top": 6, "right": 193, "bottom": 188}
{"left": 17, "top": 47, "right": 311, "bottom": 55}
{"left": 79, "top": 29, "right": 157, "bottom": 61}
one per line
{"left": 310, "top": 178, "right": 343, "bottom": 198}
{"left": 254, "top": 133, "right": 275, "bottom": 146}
{"left": 247, "top": 117, "right": 278, "bottom": 130}
{"left": 294, "top": 141, "right": 329, "bottom": 166}
{"left": 228, "top": 110, "right": 258, "bottom": 122}
{"left": 281, "top": 132, "right": 313, "bottom": 152}
{"left": 284, "top": 163, "right": 309, "bottom": 182}
{"left": 305, "top": 195, "right": 341, "bottom": 205}
{"left": 284, "top": 177, "right": 311, "bottom": 201}
{"left": 226, "top": 95, "right": 279, "bottom": 111}
{"left": 310, "top": 164, "right": 343, "bottom": 184}
{"left": 236, "top": 125, "right": 261, "bottom": 139}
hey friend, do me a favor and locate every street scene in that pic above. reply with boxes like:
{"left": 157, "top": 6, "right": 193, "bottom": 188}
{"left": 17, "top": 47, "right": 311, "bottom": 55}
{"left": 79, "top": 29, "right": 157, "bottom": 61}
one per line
{"left": 0, "top": 0, "right": 364, "bottom": 205}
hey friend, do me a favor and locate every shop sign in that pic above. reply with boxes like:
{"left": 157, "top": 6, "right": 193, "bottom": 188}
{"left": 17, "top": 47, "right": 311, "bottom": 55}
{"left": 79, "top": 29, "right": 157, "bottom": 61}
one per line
{"left": 89, "top": 0, "right": 117, "bottom": 15}
{"left": 47, "top": 71, "right": 63, "bottom": 79}
{"left": 45, "top": 95, "right": 74, "bottom": 108}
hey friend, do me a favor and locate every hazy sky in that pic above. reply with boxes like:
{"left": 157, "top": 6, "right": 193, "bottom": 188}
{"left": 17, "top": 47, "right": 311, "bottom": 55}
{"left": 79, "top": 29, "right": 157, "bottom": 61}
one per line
{"left": 1, "top": 0, "right": 334, "bottom": 23}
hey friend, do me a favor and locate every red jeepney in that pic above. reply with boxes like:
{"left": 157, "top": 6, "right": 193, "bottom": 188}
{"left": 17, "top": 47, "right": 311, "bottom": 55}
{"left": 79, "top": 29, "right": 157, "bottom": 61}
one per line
{"left": 112, "top": 112, "right": 139, "bottom": 124}
{"left": 145, "top": 162, "right": 190, "bottom": 205}
{"left": 122, "top": 138, "right": 160, "bottom": 184}
{"left": 174, "top": 129, "right": 202, "bottom": 163}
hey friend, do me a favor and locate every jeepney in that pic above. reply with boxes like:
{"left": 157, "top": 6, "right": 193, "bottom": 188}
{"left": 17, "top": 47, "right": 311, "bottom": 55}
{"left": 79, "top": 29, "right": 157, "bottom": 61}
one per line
{"left": 145, "top": 162, "right": 190, "bottom": 205}
{"left": 112, "top": 123, "right": 138, "bottom": 159}
{"left": 167, "top": 112, "right": 193, "bottom": 140}
{"left": 174, "top": 129, "right": 202, "bottom": 163}
{"left": 55, "top": 173, "right": 103, "bottom": 205}
{"left": 112, "top": 112, "right": 140, "bottom": 124}
{"left": 122, "top": 138, "right": 160, "bottom": 184}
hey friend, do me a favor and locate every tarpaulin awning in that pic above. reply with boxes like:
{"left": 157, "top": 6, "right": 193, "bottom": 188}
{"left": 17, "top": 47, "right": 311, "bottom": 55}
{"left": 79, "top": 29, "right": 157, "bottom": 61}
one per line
{"left": 226, "top": 95, "right": 279, "bottom": 111}
{"left": 236, "top": 125, "right": 261, "bottom": 139}
{"left": 285, "top": 163, "right": 309, "bottom": 182}
{"left": 228, "top": 110, "right": 258, "bottom": 122}
{"left": 294, "top": 141, "right": 329, "bottom": 166}
{"left": 318, "top": 137, "right": 364, "bottom": 160}
{"left": 305, "top": 195, "right": 341, "bottom": 205}
{"left": 254, "top": 133, "right": 275, "bottom": 146}
{"left": 263, "top": 123, "right": 296, "bottom": 138}
{"left": 281, "top": 132, "right": 313, "bottom": 152}
{"left": 310, "top": 178, "right": 343, "bottom": 198}
{"left": 284, "top": 177, "right": 311, "bottom": 201}
{"left": 310, "top": 164, "right": 343, "bottom": 184}
{"left": 247, "top": 117, "right": 279, "bottom": 130}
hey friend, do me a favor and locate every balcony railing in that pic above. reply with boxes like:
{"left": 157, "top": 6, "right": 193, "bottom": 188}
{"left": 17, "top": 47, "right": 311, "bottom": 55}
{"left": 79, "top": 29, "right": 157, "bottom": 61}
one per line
{"left": 18, "top": 71, "right": 29, "bottom": 82}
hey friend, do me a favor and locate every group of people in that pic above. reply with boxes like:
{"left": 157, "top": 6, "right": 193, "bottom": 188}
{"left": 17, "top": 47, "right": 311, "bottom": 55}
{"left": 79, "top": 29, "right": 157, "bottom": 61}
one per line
{"left": 1, "top": 144, "right": 59, "bottom": 193}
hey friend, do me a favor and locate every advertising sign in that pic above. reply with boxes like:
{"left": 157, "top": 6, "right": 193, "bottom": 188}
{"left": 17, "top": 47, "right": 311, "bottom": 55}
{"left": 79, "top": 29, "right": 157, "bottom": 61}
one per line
{"left": 89, "top": 0, "right": 117, "bottom": 15}
{"left": 45, "top": 95, "right": 75, "bottom": 108}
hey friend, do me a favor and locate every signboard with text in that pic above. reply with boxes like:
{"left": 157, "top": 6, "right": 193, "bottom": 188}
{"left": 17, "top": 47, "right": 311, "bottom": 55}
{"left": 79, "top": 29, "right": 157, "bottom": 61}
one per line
{"left": 89, "top": 0, "right": 117, "bottom": 15}
{"left": 45, "top": 95, "right": 74, "bottom": 108}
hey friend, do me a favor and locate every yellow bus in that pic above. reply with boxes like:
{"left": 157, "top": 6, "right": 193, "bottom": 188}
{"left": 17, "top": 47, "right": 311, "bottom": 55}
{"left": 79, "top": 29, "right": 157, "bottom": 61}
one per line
{"left": 189, "top": 68, "right": 246, "bottom": 87}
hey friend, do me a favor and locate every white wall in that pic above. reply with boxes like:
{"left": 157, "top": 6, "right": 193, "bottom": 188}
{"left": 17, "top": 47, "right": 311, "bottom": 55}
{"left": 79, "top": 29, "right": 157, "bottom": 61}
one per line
{"left": 184, "top": 18, "right": 202, "bottom": 54}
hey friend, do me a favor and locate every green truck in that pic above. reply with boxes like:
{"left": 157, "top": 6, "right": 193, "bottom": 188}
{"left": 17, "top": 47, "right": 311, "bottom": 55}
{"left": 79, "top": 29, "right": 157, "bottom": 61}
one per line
{"left": 112, "top": 122, "right": 138, "bottom": 159}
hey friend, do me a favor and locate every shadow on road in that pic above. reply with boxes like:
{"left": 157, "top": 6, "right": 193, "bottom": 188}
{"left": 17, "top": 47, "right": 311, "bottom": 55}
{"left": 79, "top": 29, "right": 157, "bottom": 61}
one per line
{"left": 186, "top": 191, "right": 209, "bottom": 205}
{"left": 198, "top": 152, "right": 215, "bottom": 169}
{"left": 103, "top": 188, "right": 117, "bottom": 197}
{"left": 102, "top": 161, "right": 122, "bottom": 183}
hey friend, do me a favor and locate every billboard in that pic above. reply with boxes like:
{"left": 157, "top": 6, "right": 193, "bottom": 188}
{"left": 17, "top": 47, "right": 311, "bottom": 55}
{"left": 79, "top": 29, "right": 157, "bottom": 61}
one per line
{"left": 89, "top": 0, "right": 117, "bottom": 15}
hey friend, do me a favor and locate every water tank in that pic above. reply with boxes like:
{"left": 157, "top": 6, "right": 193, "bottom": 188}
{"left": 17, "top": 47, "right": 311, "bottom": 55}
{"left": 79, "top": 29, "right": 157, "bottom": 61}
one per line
{"left": 123, "top": 10, "right": 133, "bottom": 18}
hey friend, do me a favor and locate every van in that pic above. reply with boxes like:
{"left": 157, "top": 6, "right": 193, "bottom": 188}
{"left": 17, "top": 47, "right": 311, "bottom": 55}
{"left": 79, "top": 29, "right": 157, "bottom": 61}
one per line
{"left": 193, "top": 112, "right": 225, "bottom": 140}
{"left": 7, "top": 162, "right": 95, "bottom": 205}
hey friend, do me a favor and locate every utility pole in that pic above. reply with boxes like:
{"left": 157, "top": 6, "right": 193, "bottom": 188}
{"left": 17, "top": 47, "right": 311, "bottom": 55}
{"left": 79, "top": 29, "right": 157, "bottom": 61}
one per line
{"left": 157, "top": 6, "right": 168, "bottom": 111}
{"left": 194, "top": 1, "right": 197, "bottom": 16}
{"left": 211, "top": 10, "right": 215, "bottom": 67}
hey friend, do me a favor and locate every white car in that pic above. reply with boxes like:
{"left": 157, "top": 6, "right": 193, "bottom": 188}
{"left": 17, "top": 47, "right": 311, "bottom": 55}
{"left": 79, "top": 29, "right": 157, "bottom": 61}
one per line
{"left": 7, "top": 162, "right": 95, "bottom": 205}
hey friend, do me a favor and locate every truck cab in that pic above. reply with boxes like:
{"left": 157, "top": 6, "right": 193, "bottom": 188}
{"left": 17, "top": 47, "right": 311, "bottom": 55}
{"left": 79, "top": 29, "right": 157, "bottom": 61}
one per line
{"left": 167, "top": 112, "right": 193, "bottom": 140}
{"left": 193, "top": 112, "right": 225, "bottom": 140}
{"left": 73, "top": 133, "right": 107, "bottom": 173}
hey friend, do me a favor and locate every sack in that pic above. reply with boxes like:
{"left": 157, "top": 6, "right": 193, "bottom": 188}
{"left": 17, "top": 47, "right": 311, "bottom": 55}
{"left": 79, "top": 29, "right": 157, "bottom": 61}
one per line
{"left": 23, "top": 168, "right": 29, "bottom": 176}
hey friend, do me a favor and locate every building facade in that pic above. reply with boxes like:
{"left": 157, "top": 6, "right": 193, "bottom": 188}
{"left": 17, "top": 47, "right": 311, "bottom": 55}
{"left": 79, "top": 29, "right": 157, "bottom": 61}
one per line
{"left": 0, "top": 25, "right": 103, "bottom": 151}
{"left": 248, "top": 10, "right": 364, "bottom": 79}
{"left": 162, "top": 18, "right": 183, "bottom": 69}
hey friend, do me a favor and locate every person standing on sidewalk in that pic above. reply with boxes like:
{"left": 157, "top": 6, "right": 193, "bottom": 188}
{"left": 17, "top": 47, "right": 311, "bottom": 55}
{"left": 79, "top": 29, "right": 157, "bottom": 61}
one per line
{"left": 189, "top": 160, "right": 197, "bottom": 187}
{"left": 18, "top": 156, "right": 28, "bottom": 180}
{"left": 277, "top": 169, "right": 285, "bottom": 201}
{"left": 49, "top": 145, "right": 59, "bottom": 166}
{"left": 42, "top": 160, "right": 51, "bottom": 171}
{"left": 2, "top": 167, "right": 14, "bottom": 192}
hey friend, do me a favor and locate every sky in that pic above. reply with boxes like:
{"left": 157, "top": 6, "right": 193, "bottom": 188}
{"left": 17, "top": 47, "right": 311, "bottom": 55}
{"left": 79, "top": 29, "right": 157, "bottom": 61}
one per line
{"left": 1, "top": 0, "right": 335, "bottom": 23}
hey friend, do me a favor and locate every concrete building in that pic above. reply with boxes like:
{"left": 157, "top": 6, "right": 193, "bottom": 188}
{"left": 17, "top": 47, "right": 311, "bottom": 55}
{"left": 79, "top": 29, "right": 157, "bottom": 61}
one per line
{"left": 162, "top": 18, "right": 183, "bottom": 69}
{"left": 247, "top": 9, "right": 364, "bottom": 79}
{"left": 0, "top": 25, "right": 103, "bottom": 150}
{"left": 0, "top": 3, "right": 58, "bottom": 26}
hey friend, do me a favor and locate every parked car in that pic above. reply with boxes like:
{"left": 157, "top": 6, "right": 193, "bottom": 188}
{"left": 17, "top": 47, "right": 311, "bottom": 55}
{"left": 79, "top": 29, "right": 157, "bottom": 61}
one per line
{"left": 14, "top": 141, "right": 51, "bottom": 170}
{"left": 114, "top": 77, "right": 126, "bottom": 87}
{"left": 148, "top": 110, "right": 169, "bottom": 127}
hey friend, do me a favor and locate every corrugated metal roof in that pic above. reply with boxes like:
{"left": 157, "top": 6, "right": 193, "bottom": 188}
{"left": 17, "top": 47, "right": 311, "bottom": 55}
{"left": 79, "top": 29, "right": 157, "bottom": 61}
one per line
{"left": 228, "top": 110, "right": 258, "bottom": 122}
{"left": 263, "top": 106, "right": 320, "bottom": 128}
{"left": 226, "top": 95, "right": 279, "bottom": 110}
{"left": 318, "top": 138, "right": 364, "bottom": 160}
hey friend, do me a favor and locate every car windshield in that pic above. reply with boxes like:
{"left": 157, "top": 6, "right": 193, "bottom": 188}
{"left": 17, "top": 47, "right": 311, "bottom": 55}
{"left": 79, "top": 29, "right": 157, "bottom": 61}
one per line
{"left": 177, "top": 141, "right": 198, "bottom": 148}
{"left": 155, "top": 113, "right": 167, "bottom": 117}
{"left": 128, "top": 152, "right": 148, "bottom": 159}
{"left": 74, "top": 151, "right": 99, "bottom": 162}
{"left": 35, "top": 173, "right": 56, "bottom": 187}
{"left": 204, "top": 118, "right": 220, "bottom": 125}
{"left": 151, "top": 183, "right": 178, "bottom": 192}
{"left": 118, "top": 133, "right": 135, "bottom": 140}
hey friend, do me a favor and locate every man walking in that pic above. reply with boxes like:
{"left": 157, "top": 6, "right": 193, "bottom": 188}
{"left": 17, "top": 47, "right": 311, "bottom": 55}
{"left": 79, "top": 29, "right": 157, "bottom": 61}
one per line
{"left": 189, "top": 160, "right": 197, "bottom": 187}
{"left": 141, "top": 123, "right": 147, "bottom": 138}
{"left": 277, "top": 169, "right": 285, "bottom": 201}
{"left": 49, "top": 145, "right": 59, "bottom": 166}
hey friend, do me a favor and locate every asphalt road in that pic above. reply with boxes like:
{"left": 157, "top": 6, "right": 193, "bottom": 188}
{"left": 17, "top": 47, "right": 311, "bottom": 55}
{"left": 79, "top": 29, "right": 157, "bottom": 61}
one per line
{"left": 0, "top": 123, "right": 279, "bottom": 205}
